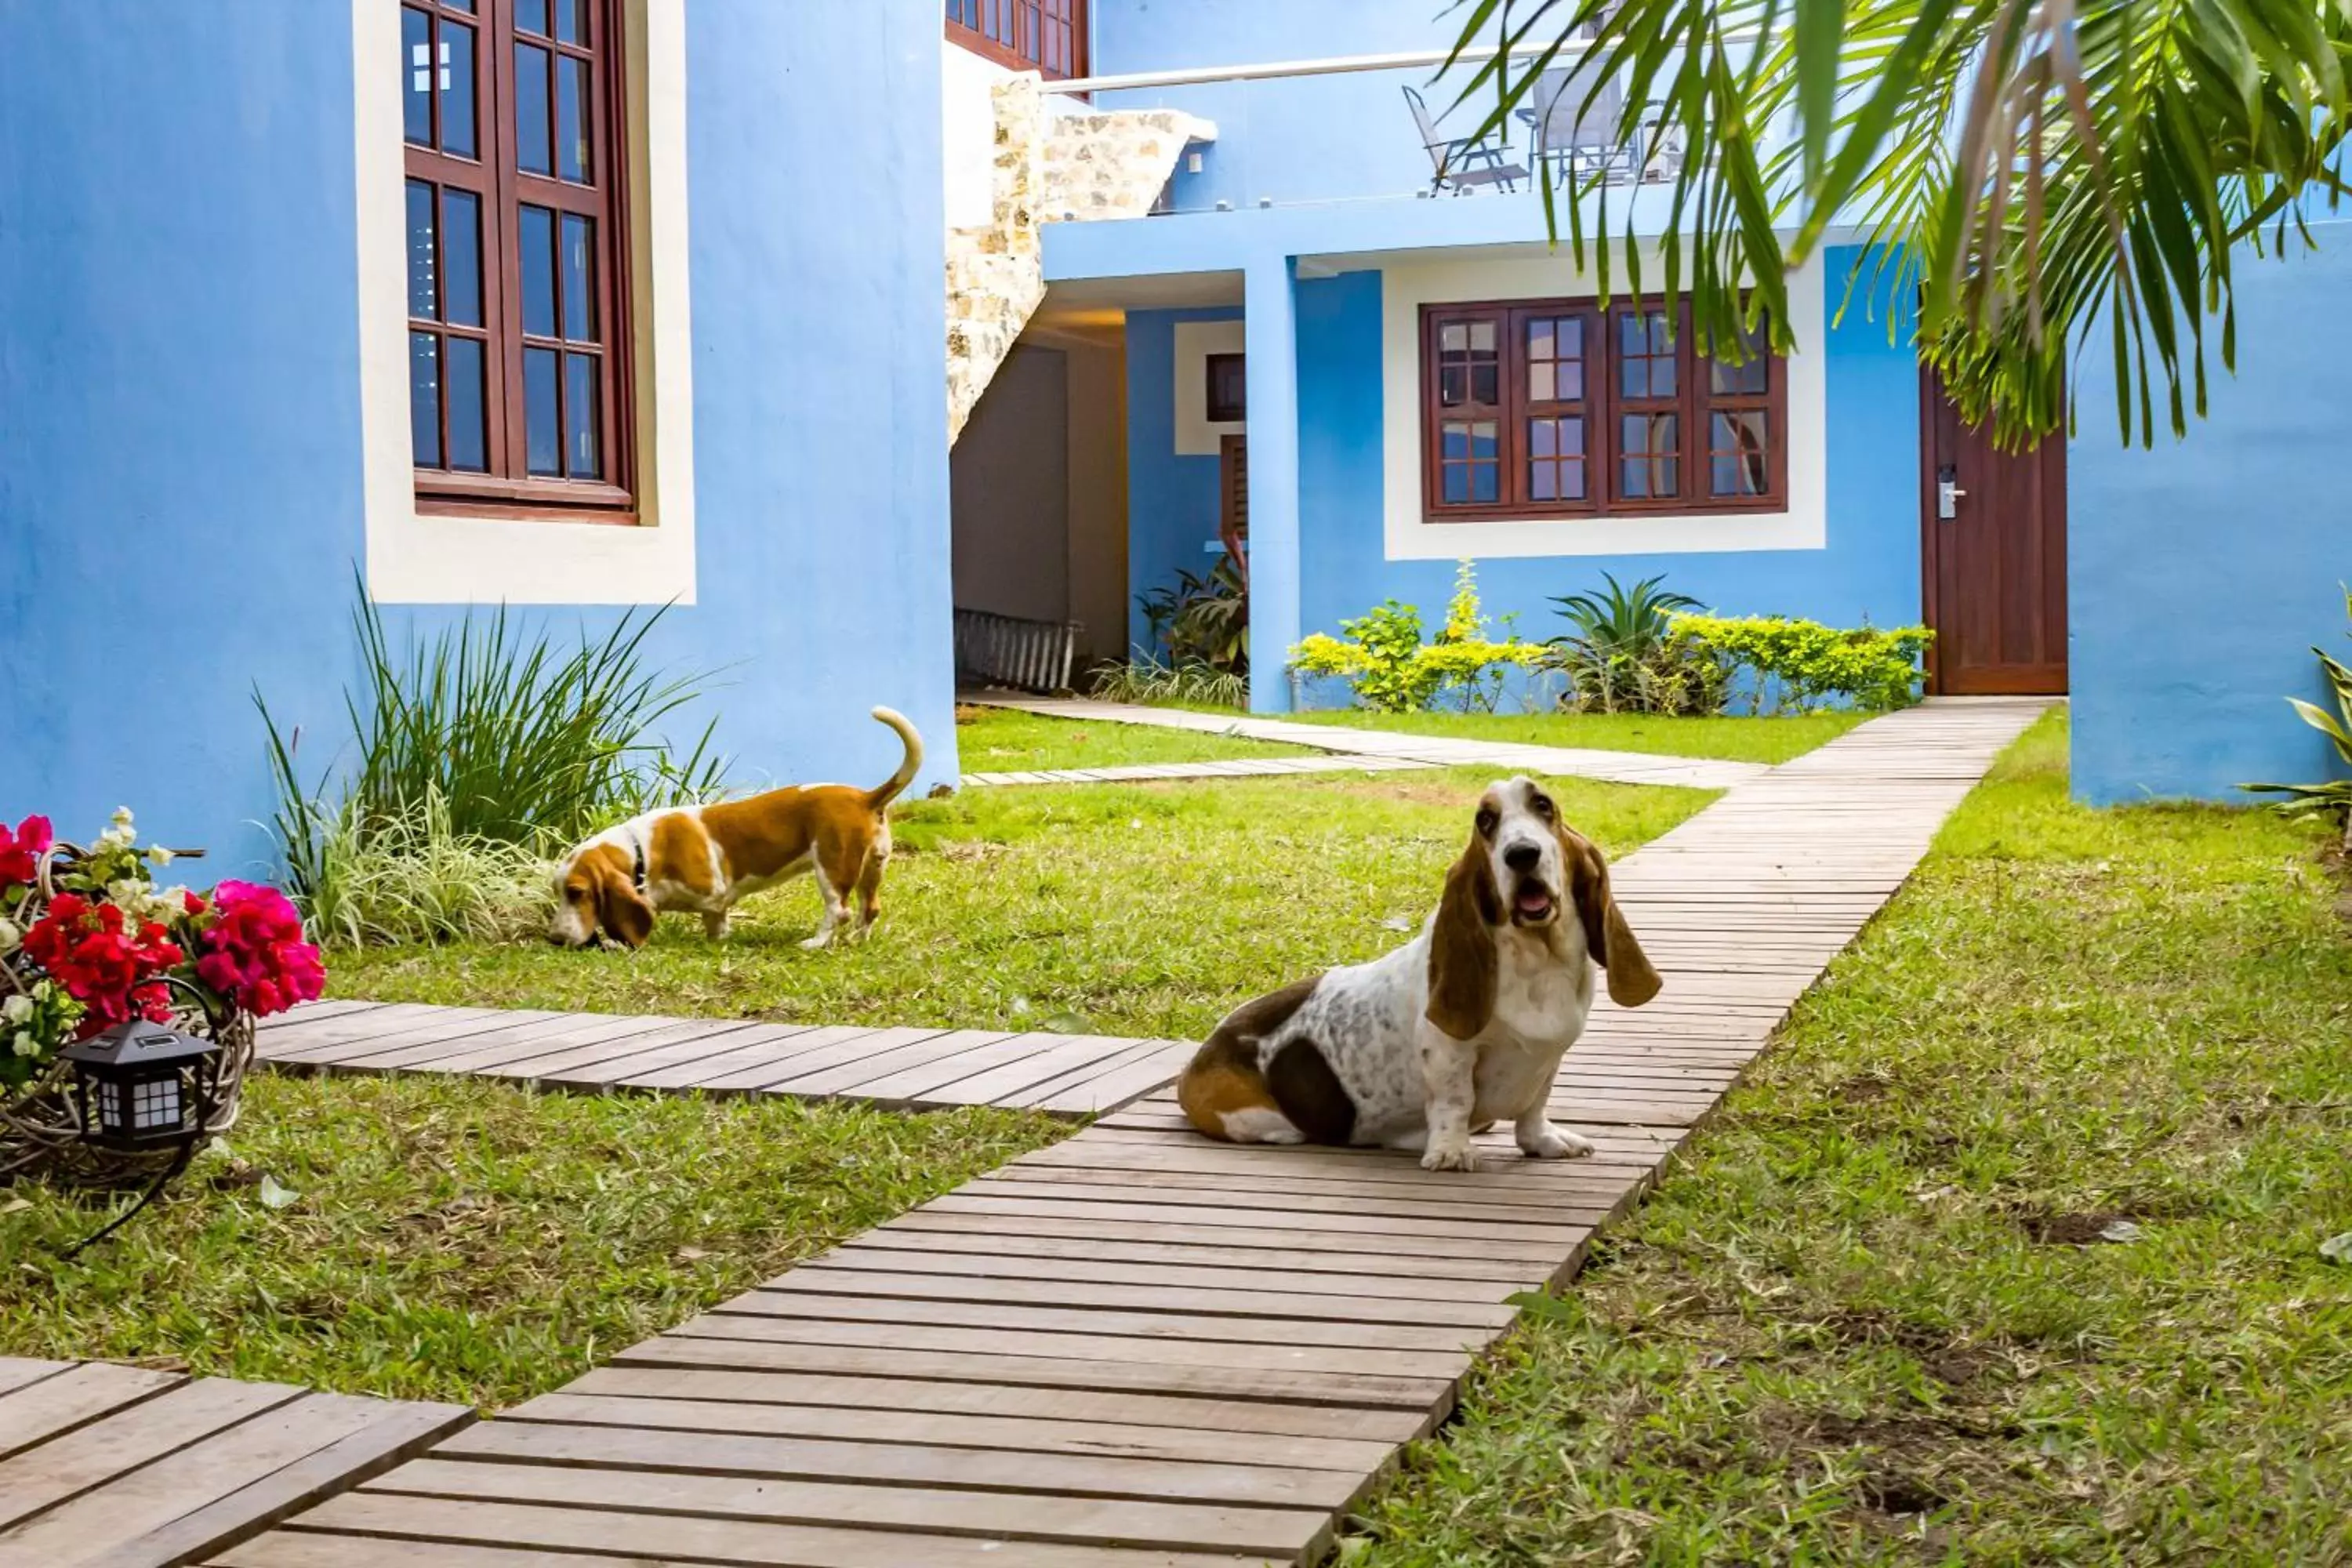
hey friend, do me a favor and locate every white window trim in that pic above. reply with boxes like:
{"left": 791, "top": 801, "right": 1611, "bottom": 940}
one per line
{"left": 1380, "top": 252, "right": 1825, "bottom": 559}
{"left": 1173, "top": 318, "right": 1246, "bottom": 455}
{"left": 350, "top": 0, "right": 696, "bottom": 604}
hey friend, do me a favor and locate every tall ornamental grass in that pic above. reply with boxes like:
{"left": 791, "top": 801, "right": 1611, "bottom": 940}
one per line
{"left": 259, "top": 583, "right": 727, "bottom": 946}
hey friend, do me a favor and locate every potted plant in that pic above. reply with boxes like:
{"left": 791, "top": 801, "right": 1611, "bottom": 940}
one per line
{"left": 1, "top": 808, "right": 324, "bottom": 1186}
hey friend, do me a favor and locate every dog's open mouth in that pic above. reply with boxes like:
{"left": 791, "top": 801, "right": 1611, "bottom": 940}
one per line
{"left": 1512, "top": 885, "right": 1557, "bottom": 925}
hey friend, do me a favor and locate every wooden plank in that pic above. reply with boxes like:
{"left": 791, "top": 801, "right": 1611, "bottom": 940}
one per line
{"left": 837, "top": 1225, "right": 1554, "bottom": 1286}
{"left": 768, "top": 1266, "right": 1519, "bottom": 1329}
{"left": 0, "top": 1359, "right": 73, "bottom": 1402}
{"left": 0, "top": 1362, "right": 185, "bottom": 1462}
{"left": 919, "top": 1191, "right": 1595, "bottom": 1245}
{"left": 754, "top": 1029, "right": 984, "bottom": 1098}
{"left": 563, "top": 1366, "right": 1428, "bottom": 1443}
{"left": 0, "top": 1392, "right": 467, "bottom": 1566}
{"left": 909, "top": 1032, "right": 1149, "bottom": 1109}
{"left": 0, "top": 1377, "right": 305, "bottom": 1531}
{"left": 285, "top": 1490, "right": 1287, "bottom": 1567}
{"left": 808, "top": 1241, "right": 1530, "bottom": 1303}
{"left": 210, "top": 1534, "right": 624, "bottom": 1568}
{"left": 612, "top": 1025, "right": 877, "bottom": 1093}
{"left": 1033, "top": 1040, "right": 1196, "bottom": 1115}
{"left": 829, "top": 1029, "right": 1040, "bottom": 1105}
{"left": 880, "top": 1208, "right": 1578, "bottom": 1269}
{"left": 507, "top": 1391, "right": 1397, "bottom": 1473}
{"left": 973, "top": 1168, "right": 1620, "bottom": 1224}
{"left": 437, "top": 1417, "right": 1363, "bottom": 1512}
{"left": 612, "top": 1333, "right": 1451, "bottom": 1411}
{"left": 358, "top": 1457, "right": 1333, "bottom": 1559}
{"left": 718, "top": 1290, "right": 1497, "bottom": 1355}
{"left": 649, "top": 1025, "right": 913, "bottom": 1094}
{"left": 520, "top": 1019, "right": 784, "bottom": 1087}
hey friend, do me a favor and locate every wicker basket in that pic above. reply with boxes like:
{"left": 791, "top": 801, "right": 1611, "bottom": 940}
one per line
{"left": 0, "top": 843, "right": 256, "bottom": 1189}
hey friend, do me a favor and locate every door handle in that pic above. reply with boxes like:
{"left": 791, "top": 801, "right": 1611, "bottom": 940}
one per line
{"left": 1936, "top": 465, "right": 1966, "bottom": 520}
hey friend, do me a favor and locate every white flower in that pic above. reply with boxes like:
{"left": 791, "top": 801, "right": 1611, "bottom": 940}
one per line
{"left": 2, "top": 995, "right": 31, "bottom": 1025}
{"left": 0, "top": 918, "right": 18, "bottom": 953}
{"left": 111, "top": 806, "right": 134, "bottom": 828}
{"left": 10, "top": 1030, "right": 37, "bottom": 1058}
{"left": 147, "top": 845, "right": 174, "bottom": 867}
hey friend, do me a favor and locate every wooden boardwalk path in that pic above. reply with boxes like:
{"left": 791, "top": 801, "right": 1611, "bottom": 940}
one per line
{"left": 254, "top": 1004, "right": 1196, "bottom": 1119}
{"left": 966, "top": 691, "right": 1769, "bottom": 792}
{"left": 209, "top": 699, "right": 2045, "bottom": 1566}
{"left": 0, "top": 1357, "right": 467, "bottom": 1567}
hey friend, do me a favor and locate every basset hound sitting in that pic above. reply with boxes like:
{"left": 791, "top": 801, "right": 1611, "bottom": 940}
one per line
{"left": 550, "top": 707, "right": 922, "bottom": 952}
{"left": 1178, "top": 776, "right": 1660, "bottom": 1171}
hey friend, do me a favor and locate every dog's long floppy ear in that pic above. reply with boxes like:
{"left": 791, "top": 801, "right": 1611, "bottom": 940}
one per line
{"left": 1565, "top": 831, "right": 1661, "bottom": 1007}
{"left": 1425, "top": 830, "right": 1502, "bottom": 1040}
{"left": 589, "top": 849, "right": 655, "bottom": 949}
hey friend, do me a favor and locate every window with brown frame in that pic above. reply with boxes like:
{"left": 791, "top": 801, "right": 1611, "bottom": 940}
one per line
{"left": 405, "top": 0, "right": 633, "bottom": 521}
{"left": 1421, "top": 298, "right": 1784, "bottom": 521}
{"left": 946, "top": 0, "right": 1087, "bottom": 80}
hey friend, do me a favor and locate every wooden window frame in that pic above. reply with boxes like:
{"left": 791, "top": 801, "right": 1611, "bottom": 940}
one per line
{"left": 405, "top": 0, "right": 637, "bottom": 524}
{"left": 945, "top": 0, "right": 1089, "bottom": 81}
{"left": 1419, "top": 296, "right": 1787, "bottom": 523}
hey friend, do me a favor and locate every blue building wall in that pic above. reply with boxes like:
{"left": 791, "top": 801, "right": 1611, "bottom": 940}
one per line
{"left": 1123, "top": 305, "right": 1243, "bottom": 653}
{"left": 2068, "top": 228, "right": 2352, "bottom": 804}
{"left": 0, "top": 2, "right": 956, "bottom": 876}
{"left": 1123, "top": 247, "right": 1927, "bottom": 698}
{"left": 1094, "top": 0, "right": 1501, "bottom": 213}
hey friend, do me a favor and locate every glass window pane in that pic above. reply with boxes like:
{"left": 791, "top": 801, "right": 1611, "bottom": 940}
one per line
{"left": 1440, "top": 323, "right": 1466, "bottom": 353}
{"left": 1443, "top": 463, "right": 1471, "bottom": 503}
{"left": 1711, "top": 347, "right": 1769, "bottom": 395}
{"left": 1439, "top": 365, "right": 1465, "bottom": 406}
{"left": 1653, "top": 456, "right": 1679, "bottom": 495}
{"left": 517, "top": 0, "right": 550, "bottom": 36}
{"left": 401, "top": 7, "right": 433, "bottom": 145}
{"left": 1559, "top": 360, "right": 1583, "bottom": 401}
{"left": 1470, "top": 421, "right": 1497, "bottom": 459}
{"left": 1532, "top": 463, "right": 1556, "bottom": 502}
{"left": 1530, "top": 418, "right": 1555, "bottom": 459}
{"left": 1468, "top": 321, "right": 1495, "bottom": 352}
{"left": 557, "top": 0, "right": 588, "bottom": 44}
{"left": 1470, "top": 363, "right": 1498, "bottom": 405}
{"left": 446, "top": 336, "right": 488, "bottom": 471}
{"left": 520, "top": 205, "right": 556, "bottom": 337}
{"left": 564, "top": 351, "right": 602, "bottom": 478}
{"left": 405, "top": 179, "right": 437, "bottom": 320}
{"left": 1471, "top": 463, "right": 1497, "bottom": 503}
{"left": 560, "top": 213, "right": 597, "bottom": 341}
{"left": 1711, "top": 411, "right": 1769, "bottom": 495}
{"left": 445, "top": 0, "right": 474, "bottom": 10}
{"left": 441, "top": 189, "right": 481, "bottom": 327}
{"left": 1562, "top": 317, "right": 1583, "bottom": 355}
{"left": 516, "top": 43, "right": 553, "bottom": 175}
{"left": 524, "top": 347, "right": 561, "bottom": 475}
{"left": 1442, "top": 422, "right": 1469, "bottom": 459}
{"left": 1527, "top": 319, "right": 1553, "bottom": 361}
{"left": 1561, "top": 459, "right": 1585, "bottom": 499}
{"left": 557, "top": 56, "right": 590, "bottom": 183}
{"left": 408, "top": 332, "right": 441, "bottom": 467}
{"left": 439, "top": 22, "right": 477, "bottom": 158}
{"left": 1530, "top": 362, "right": 1554, "bottom": 402}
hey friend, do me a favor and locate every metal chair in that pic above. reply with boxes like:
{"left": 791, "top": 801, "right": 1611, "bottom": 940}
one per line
{"left": 1403, "top": 85, "right": 1529, "bottom": 194}
{"left": 1516, "top": 60, "right": 1628, "bottom": 183}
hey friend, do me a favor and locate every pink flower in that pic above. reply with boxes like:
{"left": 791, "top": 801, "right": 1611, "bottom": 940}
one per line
{"left": 195, "top": 881, "right": 325, "bottom": 1018}
{"left": 0, "top": 815, "right": 54, "bottom": 888}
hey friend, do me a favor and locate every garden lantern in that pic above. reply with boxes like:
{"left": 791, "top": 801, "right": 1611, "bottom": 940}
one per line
{"left": 60, "top": 1021, "right": 221, "bottom": 1153}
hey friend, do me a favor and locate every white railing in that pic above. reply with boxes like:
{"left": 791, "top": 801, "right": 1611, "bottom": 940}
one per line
{"left": 954, "top": 607, "right": 1084, "bottom": 695}
{"left": 1054, "top": 42, "right": 1577, "bottom": 95}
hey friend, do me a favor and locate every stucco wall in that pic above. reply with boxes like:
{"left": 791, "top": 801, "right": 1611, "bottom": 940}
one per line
{"left": 0, "top": 0, "right": 959, "bottom": 870}
{"left": 2068, "top": 228, "right": 2352, "bottom": 804}
{"left": 952, "top": 346, "right": 1073, "bottom": 624}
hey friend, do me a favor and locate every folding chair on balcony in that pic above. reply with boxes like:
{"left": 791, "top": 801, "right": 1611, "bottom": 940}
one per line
{"left": 1516, "top": 60, "right": 1629, "bottom": 184}
{"left": 1403, "top": 85, "right": 1529, "bottom": 194}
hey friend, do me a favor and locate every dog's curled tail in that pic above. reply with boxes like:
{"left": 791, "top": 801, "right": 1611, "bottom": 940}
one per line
{"left": 865, "top": 706, "right": 924, "bottom": 808}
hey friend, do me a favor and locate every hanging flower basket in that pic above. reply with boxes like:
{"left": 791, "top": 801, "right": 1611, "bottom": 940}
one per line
{"left": 0, "top": 810, "right": 325, "bottom": 1189}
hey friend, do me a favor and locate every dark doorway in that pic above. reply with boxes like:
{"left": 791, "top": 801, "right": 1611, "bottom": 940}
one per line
{"left": 1920, "top": 367, "right": 2068, "bottom": 694}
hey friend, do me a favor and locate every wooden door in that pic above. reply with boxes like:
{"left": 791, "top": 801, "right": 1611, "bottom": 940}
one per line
{"left": 1921, "top": 368, "right": 2068, "bottom": 694}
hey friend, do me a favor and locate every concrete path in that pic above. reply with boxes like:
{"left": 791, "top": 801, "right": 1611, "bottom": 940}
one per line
{"left": 965, "top": 691, "right": 1769, "bottom": 791}
{"left": 216, "top": 698, "right": 2049, "bottom": 1567}
{"left": 964, "top": 754, "right": 1436, "bottom": 788}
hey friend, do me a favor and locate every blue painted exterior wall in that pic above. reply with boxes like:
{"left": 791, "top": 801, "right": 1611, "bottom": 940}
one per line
{"left": 0, "top": 2, "right": 957, "bottom": 874}
{"left": 1123, "top": 305, "right": 1243, "bottom": 653}
{"left": 2067, "top": 227, "right": 2352, "bottom": 804}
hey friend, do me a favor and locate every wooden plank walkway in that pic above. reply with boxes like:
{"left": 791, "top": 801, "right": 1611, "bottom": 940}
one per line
{"left": 966, "top": 691, "right": 1769, "bottom": 792}
{"left": 0, "top": 1357, "right": 468, "bottom": 1567}
{"left": 213, "top": 698, "right": 2046, "bottom": 1567}
{"left": 964, "top": 755, "right": 1436, "bottom": 788}
{"left": 252, "top": 1005, "right": 1196, "bottom": 1119}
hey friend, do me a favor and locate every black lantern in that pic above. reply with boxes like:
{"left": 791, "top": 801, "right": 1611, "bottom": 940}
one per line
{"left": 60, "top": 1021, "right": 221, "bottom": 1153}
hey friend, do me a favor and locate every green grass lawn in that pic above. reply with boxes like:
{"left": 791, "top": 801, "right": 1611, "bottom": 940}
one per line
{"left": 1278, "top": 706, "right": 1869, "bottom": 764}
{"left": 952, "top": 703, "right": 1311, "bottom": 772}
{"left": 1347, "top": 710, "right": 2352, "bottom": 1565}
{"left": 0, "top": 1077, "right": 1053, "bottom": 1409}
{"left": 328, "top": 769, "right": 1712, "bottom": 1040}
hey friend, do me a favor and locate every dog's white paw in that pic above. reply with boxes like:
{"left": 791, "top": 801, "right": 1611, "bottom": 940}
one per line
{"left": 1420, "top": 1141, "right": 1479, "bottom": 1173}
{"left": 799, "top": 932, "right": 835, "bottom": 951}
{"left": 1520, "top": 1123, "right": 1596, "bottom": 1160}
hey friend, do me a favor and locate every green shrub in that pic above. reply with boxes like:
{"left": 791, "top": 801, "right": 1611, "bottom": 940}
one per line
{"left": 1290, "top": 563, "right": 1547, "bottom": 713}
{"left": 2241, "top": 586, "right": 2352, "bottom": 843}
{"left": 1668, "top": 613, "right": 1933, "bottom": 713}
{"left": 1544, "top": 572, "right": 1726, "bottom": 715}
{"left": 1087, "top": 652, "right": 1249, "bottom": 709}
{"left": 258, "top": 577, "right": 728, "bottom": 946}
{"left": 1137, "top": 556, "right": 1248, "bottom": 673}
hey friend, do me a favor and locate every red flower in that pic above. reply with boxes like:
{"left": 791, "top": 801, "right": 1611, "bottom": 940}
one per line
{"left": 0, "top": 814, "right": 53, "bottom": 888}
{"left": 20, "top": 891, "right": 186, "bottom": 1037}
{"left": 195, "top": 881, "right": 324, "bottom": 1019}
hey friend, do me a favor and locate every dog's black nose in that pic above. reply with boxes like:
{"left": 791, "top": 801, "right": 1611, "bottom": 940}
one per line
{"left": 1504, "top": 843, "right": 1541, "bottom": 873}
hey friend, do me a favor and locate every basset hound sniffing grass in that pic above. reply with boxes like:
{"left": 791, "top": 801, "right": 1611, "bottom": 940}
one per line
{"left": 1178, "top": 777, "right": 1661, "bottom": 1172}
{"left": 550, "top": 707, "right": 922, "bottom": 953}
